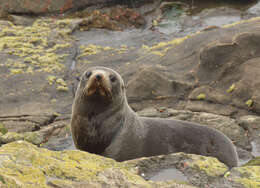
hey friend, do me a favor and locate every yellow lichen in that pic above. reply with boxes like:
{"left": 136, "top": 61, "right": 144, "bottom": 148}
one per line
{"left": 246, "top": 99, "right": 253, "bottom": 107}
{"left": 57, "top": 86, "right": 69, "bottom": 92}
{"left": 188, "top": 155, "right": 228, "bottom": 177}
{"left": 10, "top": 68, "right": 23, "bottom": 74}
{"left": 0, "top": 18, "right": 73, "bottom": 75}
{"left": 196, "top": 93, "right": 206, "bottom": 100}
{"left": 46, "top": 75, "right": 56, "bottom": 85}
{"left": 233, "top": 166, "right": 260, "bottom": 188}
{"left": 56, "top": 78, "right": 67, "bottom": 87}
{"left": 78, "top": 44, "right": 129, "bottom": 59}
{"left": 227, "top": 83, "right": 236, "bottom": 93}
{"left": 141, "top": 31, "right": 200, "bottom": 57}
{"left": 222, "top": 17, "right": 260, "bottom": 29}
{"left": 151, "top": 51, "right": 165, "bottom": 57}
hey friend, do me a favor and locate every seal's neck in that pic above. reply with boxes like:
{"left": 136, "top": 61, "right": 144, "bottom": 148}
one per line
{"left": 75, "top": 96, "right": 126, "bottom": 155}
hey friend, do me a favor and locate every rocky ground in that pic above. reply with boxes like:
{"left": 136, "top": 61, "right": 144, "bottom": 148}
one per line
{"left": 1, "top": 0, "right": 260, "bottom": 187}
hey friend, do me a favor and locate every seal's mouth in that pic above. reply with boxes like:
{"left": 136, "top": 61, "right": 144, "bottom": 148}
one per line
{"left": 85, "top": 78, "right": 112, "bottom": 99}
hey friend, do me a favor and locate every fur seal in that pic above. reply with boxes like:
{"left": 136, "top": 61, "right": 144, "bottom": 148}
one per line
{"left": 71, "top": 66, "right": 238, "bottom": 168}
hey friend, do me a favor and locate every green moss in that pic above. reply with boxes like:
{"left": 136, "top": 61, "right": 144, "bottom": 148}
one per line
{"left": 0, "top": 123, "right": 8, "bottom": 135}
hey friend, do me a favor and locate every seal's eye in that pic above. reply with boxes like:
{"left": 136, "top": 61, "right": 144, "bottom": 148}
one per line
{"left": 85, "top": 71, "right": 92, "bottom": 79}
{"left": 109, "top": 74, "right": 117, "bottom": 82}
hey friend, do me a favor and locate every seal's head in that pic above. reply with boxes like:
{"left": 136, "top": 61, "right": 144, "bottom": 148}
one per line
{"left": 76, "top": 66, "right": 126, "bottom": 112}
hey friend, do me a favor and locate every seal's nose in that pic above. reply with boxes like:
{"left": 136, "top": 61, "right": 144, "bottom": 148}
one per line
{"left": 96, "top": 74, "right": 102, "bottom": 81}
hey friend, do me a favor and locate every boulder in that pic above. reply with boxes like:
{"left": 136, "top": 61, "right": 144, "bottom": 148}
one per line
{"left": 0, "top": 141, "right": 198, "bottom": 187}
{"left": 0, "top": 0, "right": 109, "bottom": 14}
{"left": 0, "top": 141, "right": 150, "bottom": 187}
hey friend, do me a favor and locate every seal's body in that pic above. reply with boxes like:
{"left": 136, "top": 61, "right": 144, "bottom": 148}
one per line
{"left": 71, "top": 66, "right": 238, "bottom": 168}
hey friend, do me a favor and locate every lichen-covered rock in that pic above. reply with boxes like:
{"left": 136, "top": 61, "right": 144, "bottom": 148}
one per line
{"left": 244, "top": 157, "right": 260, "bottom": 166}
{"left": 0, "top": 141, "right": 151, "bottom": 188}
{"left": 127, "top": 152, "right": 228, "bottom": 187}
{"left": 0, "top": 131, "right": 43, "bottom": 145}
{"left": 227, "top": 166, "right": 260, "bottom": 188}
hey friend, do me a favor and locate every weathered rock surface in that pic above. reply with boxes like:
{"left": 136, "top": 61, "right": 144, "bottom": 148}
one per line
{"left": 1, "top": 141, "right": 260, "bottom": 187}
{"left": 0, "top": 141, "right": 196, "bottom": 188}
{"left": 1, "top": 8, "right": 260, "bottom": 188}
{"left": 129, "top": 152, "right": 260, "bottom": 188}
{"left": 0, "top": 0, "right": 110, "bottom": 14}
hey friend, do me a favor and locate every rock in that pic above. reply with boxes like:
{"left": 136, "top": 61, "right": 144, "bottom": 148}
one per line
{"left": 3, "top": 16, "right": 260, "bottom": 127}
{"left": 233, "top": 57, "right": 260, "bottom": 113}
{"left": 129, "top": 152, "right": 260, "bottom": 187}
{"left": 226, "top": 166, "right": 260, "bottom": 188}
{"left": 194, "top": 32, "right": 260, "bottom": 115}
{"left": 0, "top": 113, "right": 58, "bottom": 133}
{"left": 186, "top": 100, "right": 238, "bottom": 116}
{"left": 127, "top": 66, "right": 194, "bottom": 110}
{"left": 0, "top": 18, "right": 76, "bottom": 116}
{"left": 9, "top": 15, "right": 35, "bottom": 26}
{"left": 72, "top": 7, "right": 146, "bottom": 31}
{"left": 128, "top": 152, "right": 228, "bottom": 187}
{"left": 188, "top": 86, "right": 231, "bottom": 107}
{"left": 0, "top": 120, "right": 38, "bottom": 133}
{"left": 0, "top": 0, "right": 109, "bottom": 14}
{"left": 127, "top": 67, "right": 174, "bottom": 102}
{"left": 237, "top": 115, "right": 260, "bottom": 138}
{"left": 0, "top": 141, "right": 188, "bottom": 188}
{"left": 0, "top": 119, "right": 70, "bottom": 148}
{"left": 0, "top": 131, "right": 43, "bottom": 145}
{"left": 245, "top": 157, "right": 260, "bottom": 166}
{"left": 0, "top": 138, "right": 258, "bottom": 187}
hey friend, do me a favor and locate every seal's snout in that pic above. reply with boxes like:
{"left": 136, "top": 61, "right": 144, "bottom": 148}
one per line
{"left": 84, "top": 71, "right": 112, "bottom": 99}
{"left": 95, "top": 74, "right": 102, "bottom": 81}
